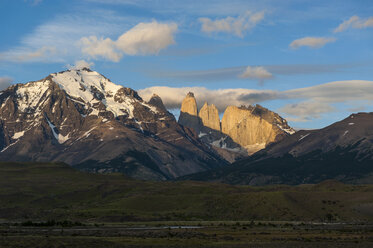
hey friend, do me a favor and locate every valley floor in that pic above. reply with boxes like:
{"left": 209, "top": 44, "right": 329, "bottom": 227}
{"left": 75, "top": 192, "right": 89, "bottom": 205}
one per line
{"left": 0, "top": 221, "right": 372, "bottom": 248}
{"left": 1, "top": 162, "right": 373, "bottom": 247}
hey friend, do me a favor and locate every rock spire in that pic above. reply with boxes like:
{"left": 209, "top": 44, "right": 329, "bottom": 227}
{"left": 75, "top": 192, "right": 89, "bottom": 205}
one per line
{"left": 178, "top": 92, "right": 201, "bottom": 133}
{"left": 198, "top": 102, "right": 220, "bottom": 132}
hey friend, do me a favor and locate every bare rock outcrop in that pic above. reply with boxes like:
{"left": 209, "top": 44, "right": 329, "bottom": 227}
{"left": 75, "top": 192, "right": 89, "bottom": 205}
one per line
{"left": 198, "top": 102, "right": 221, "bottom": 132}
{"left": 221, "top": 105, "right": 294, "bottom": 154}
{"left": 177, "top": 92, "right": 294, "bottom": 157}
{"left": 178, "top": 92, "right": 201, "bottom": 133}
{"left": 148, "top": 93, "right": 168, "bottom": 113}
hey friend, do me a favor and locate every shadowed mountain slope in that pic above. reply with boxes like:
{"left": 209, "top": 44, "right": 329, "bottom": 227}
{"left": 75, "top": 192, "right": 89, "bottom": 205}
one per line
{"left": 0, "top": 68, "right": 226, "bottom": 180}
{"left": 183, "top": 113, "right": 373, "bottom": 185}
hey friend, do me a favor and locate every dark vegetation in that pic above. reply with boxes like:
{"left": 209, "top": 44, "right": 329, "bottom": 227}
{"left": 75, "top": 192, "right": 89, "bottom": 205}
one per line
{"left": 183, "top": 146, "right": 373, "bottom": 185}
{"left": 0, "top": 162, "right": 373, "bottom": 247}
{"left": 74, "top": 150, "right": 170, "bottom": 179}
{"left": 1, "top": 162, "right": 373, "bottom": 223}
{"left": 1, "top": 221, "right": 372, "bottom": 247}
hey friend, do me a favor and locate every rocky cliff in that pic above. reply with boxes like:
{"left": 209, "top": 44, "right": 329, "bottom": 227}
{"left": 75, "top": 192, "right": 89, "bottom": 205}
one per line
{"left": 178, "top": 92, "right": 201, "bottom": 133}
{"left": 198, "top": 102, "right": 220, "bottom": 132}
{"left": 221, "top": 105, "right": 294, "bottom": 154}
{"left": 178, "top": 93, "right": 294, "bottom": 156}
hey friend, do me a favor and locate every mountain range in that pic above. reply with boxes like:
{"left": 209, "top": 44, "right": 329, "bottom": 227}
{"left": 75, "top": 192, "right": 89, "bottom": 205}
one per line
{"left": 0, "top": 68, "right": 372, "bottom": 185}
{"left": 184, "top": 112, "right": 373, "bottom": 185}
{"left": 177, "top": 92, "right": 294, "bottom": 161}
{"left": 0, "top": 68, "right": 225, "bottom": 180}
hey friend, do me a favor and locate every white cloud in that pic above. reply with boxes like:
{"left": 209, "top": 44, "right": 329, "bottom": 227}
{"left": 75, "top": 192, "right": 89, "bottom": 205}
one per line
{"left": 139, "top": 80, "right": 373, "bottom": 122}
{"left": 0, "top": 77, "right": 13, "bottom": 91}
{"left": 334, "top": 15, "right": 373, "bottom": 33}
{"left": 280, "top": 80, "right": 373, "bottom": 121}
{"left": 285, "top": 80, "right": 373, "bottom": 103}
{"left": 139, "top": 86, "right": 278, "bottom": 112}
{"left": 80, "top": 36, "right": 121, "bottom": 62}
{"left": 289, "top": 37, "right": 336, "bottom": 49}
{"left": 0, "top": 46, "right": 56, "bottom": 62}
{"left": 146, "top": 63, "right": 357, "bottom": 82}
{"left": 80, "top": 21, "right": 178, "bottom": 62}
{"left": 67, "top": 60, "right": 94, "bottom": 70}
{"left": 0, "top": 10, "right": 128, "bottom": 63}
{"left": 116, "top": 21, "right": 178, "bottom": 55}
{"left": 86, "top": 0, "right": 265, "bottom": 17}
{"left": 148, "top": 67, "right": 246, "bottom": 82}
{"left": 1, "top": 12, "right": 176, "bottom": 64}
{"left": 279, "top": 101, "right": 335, "bottom": 122}
{"left": 199, "top": 10, "right": 264, "bottom": 37}
{"left": 239, "top": 66, "right": 273, "bottom": 81}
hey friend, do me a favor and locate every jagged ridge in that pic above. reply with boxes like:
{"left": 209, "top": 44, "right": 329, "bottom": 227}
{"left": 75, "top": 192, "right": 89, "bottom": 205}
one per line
{"left": 183, "top": 112, "right": 373, "bottom": 185}
{"left": 0, "top": 69, "right": 226, "bottom": 180}
{"left": 177, "top": 92, "right": 294, "bottom": 158}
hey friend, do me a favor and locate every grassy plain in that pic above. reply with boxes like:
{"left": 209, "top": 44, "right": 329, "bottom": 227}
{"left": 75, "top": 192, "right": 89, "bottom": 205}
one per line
{"left": 0, "top": 162, "right": 373, "bottom": 247}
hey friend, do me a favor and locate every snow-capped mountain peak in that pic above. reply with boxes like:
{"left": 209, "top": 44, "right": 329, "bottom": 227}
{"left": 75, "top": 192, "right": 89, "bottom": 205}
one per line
{"left": 51, "top": 68, "right": 157, "bottom": 118}
{"left": 0, "top": 68, "right": 224, "bottom": 180}
{"left": 0, "top": 68, "right": 169, "bottom": 149}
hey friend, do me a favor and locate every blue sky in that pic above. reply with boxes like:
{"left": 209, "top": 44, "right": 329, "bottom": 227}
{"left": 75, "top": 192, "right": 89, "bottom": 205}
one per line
{"left": 0, "top": 0, "right": 372, "bottom": 129}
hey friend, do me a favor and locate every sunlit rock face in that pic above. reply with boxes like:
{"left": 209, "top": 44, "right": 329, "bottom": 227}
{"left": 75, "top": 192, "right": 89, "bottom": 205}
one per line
{"left": 178, "top": 92, "right": 294, "bottom": 156}
{"left": 221, "top": 105, "right": 294, "bottom": 154}
{"left": 198, "top": 102, "right": 220, "bottom": 132}
{"left": 221, "top": 106, "right": 277, "bottom": 154}
{"left": 178, "top": 92, "right": 201, "bottom": 133}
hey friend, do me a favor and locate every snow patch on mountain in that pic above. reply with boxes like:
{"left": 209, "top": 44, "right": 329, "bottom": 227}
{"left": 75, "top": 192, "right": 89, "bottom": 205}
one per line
{"left": 46, "top": 117, "right": 69, "bottom": 144}
{"left": 299, "top": 133, "right": 310, "bottom": 141}
{"left": 277, "top": 124, "right": 296, "bottom": 135}
{"left": 1, "top": 140, "right": 19, "bottom": 153}
{"left": 12, "top": 131, "right": 25, "bottom": 139}
{"left": 198, "top": 132, "right": 207, "bottom": 138}
{"left": 211, "top": 137, "right": 228, "bottom": 148}
{"left": 16, "top": 81, "right": 49, "bottom": 113}
{"left": 51, "top": 69, "right": 158, "bottom": 118}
